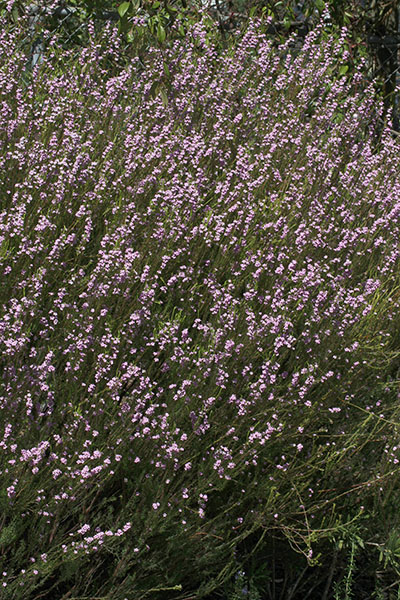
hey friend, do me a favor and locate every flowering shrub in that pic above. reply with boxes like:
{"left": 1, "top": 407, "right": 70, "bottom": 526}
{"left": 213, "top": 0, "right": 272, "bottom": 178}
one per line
{"left": 1, "top": 11, "right": 400, "bottom": 600}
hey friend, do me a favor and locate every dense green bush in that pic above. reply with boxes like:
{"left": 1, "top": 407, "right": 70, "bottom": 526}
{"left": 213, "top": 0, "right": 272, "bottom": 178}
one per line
{"left": 1, "top": 9, "right": 400, "bottom": 600}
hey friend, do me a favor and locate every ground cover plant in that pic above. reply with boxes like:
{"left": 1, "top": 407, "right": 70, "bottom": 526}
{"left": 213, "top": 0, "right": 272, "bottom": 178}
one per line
{"left": 2, "top": 9, "right": 400, "bottom": 600}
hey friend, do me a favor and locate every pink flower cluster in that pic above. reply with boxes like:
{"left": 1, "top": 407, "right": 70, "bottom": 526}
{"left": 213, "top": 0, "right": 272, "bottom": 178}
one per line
{"left": 0, "top": 13, "right": 399, "bottom": 597}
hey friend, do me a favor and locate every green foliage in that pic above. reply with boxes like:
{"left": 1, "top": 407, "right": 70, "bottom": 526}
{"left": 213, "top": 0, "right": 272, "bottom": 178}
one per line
{"left": 226, "top": 570, "right": 261, "bottom": 600}
{"left": 2, "top": 8, "right": 400, "bottom": 600}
